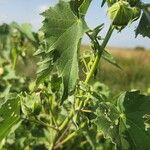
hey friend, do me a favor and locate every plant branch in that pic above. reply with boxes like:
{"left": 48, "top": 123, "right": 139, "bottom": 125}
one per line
{"left": 59, "top": 109, "right": 74, "bottom": 131}
{"left": 55, "top": 123, "right": 71, "bottom": 145}
{"left": 53, "top": 131, "right": 77, "bottom": 149}
{"left": 85, "top": 25, "right": 114, "bottom": 83}
{"left": 33, "top": 116, "right": 59, "bottom": 131}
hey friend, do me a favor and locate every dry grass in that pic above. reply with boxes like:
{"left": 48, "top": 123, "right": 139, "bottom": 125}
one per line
{"left": 107, "top": 47, "right": 150, "bottom": 66}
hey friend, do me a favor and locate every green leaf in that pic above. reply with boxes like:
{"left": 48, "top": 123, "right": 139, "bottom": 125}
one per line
{"left": 101, "top": 0, "right": 107, "bottom": 7}
{"left": 136, "top": 8, "right": 150, "bottom": 38}
{"left": 0, "top": 23, "right": 10, "bottom": 51}
{"left": 102, "top": 0, "right": 117, "bottom": 7}
{"left": 127, "top": 0, "right": 140, "bottom": 7}
{"left": 78, "top": 0, "right": 92, "bottom": 16}
{"left": 37, "top": 1, "right": 89, "bottom": 100}
{"left": 117, "top": 91, "right": 150, "bottom": 150}
{"left": 95, "top": 91, "right": 150, "bottom": 149}
{"left": 11, "top": 22, "right": 36, "bottom": 42}
{"left": 95, "top": 102, "right": 123, "bottom": 149}
{"left": 102, "top": 50, "right": 121, "bottom": 69}
{"left": 110, "top": 0, "right": 118, "bottom": 6}
{"left": 88, "top": 24, "right": 104, "bottom": 40}
{"left": 70, "top": 0, "right": 92, "bottom": 17}
{"left": 131, "top": 7, "right": 141, "bottom": 22}
{"left": 0, "top": 23, "right": 10, "bottom": 36}
{"left": 0, "top": 95, "right": 20, "bottom": 142}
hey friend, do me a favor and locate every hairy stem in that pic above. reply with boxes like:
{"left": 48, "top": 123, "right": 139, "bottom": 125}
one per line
{"left": 85, "top": 25, "right": 114, "bottom": 83}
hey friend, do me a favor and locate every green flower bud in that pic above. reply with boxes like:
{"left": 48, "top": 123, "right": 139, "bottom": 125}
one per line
{"left": 108, "top": 1, "right": 133, "bottom": 26}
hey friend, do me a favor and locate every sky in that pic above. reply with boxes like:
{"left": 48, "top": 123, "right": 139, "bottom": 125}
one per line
{"left": 0, "top": 0, "right": 149, "bottom": 48}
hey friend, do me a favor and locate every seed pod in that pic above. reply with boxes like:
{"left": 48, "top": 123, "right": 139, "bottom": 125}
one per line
{"left": 108, "top": 1, "right": 133, "bottom": 26}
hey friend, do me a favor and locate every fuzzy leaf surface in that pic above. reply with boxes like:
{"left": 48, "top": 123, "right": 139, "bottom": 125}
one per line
{"left": 12, "top": 22, "right": 36, "bottom": 42}
{"left": 0, "top": 95, "right": 20, "bottom": 142}
{"left": 38, "top": 1, "right": 88, "bottom": 99}
{"left": 95, "top": 91, "right": 150, "bottom": 150}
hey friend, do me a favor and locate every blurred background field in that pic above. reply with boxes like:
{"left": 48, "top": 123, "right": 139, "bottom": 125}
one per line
{"left": 1, "top": 22, "right": 149, "bottom": 96}
{"left": 16, "top": 44, "right": 150, "bottom": 95}
{"left": 81, "top": 45, "right": 150, "bottom": 94}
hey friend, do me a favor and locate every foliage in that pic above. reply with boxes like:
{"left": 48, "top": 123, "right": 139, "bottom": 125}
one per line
{"left": 0, "top": 94, "right": 20, "bottom": 141}
{"left": 136, "top": 7, "right": 150, "bottom": 38}
{"left": 35, "top": 1, "right": 89, "bottom": 100}
{"left": 96, "top": 91, "right": 150, "bottom": 149}
{"left": 0, "top": 0, "right": 150, "bottom": 149}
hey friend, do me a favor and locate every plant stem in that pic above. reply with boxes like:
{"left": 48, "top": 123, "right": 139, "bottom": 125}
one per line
{"left": 57, "top": 24, "right": 114, "bottom": 148}
{"left": 59, "top": 109, "right": 74, "bottom": 131}
{"left": 50, "top": 110, "right": 59, "bottom": 128}
{"left": 53, "top": 131, "right": 77, "bottom": 149}
{"left": 30, "top": 117, "right": 59, "bottom": 131}
{"left": 55, "top": 124, "right": 71, "bottom": 145}
{"left": 85, "top": 25, "right": 114, "bottom": 84}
